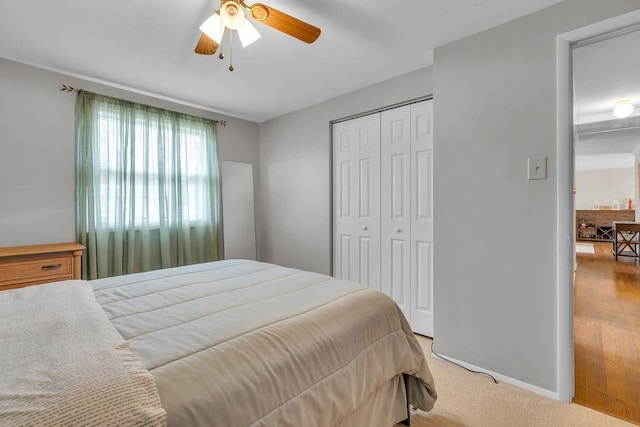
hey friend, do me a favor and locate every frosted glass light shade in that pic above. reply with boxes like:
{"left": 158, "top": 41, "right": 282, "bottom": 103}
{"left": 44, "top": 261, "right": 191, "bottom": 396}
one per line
{"left": 220, "top": 1, "right": 245, "bottom": 30}
{"left": 199, "top": 13, "right": 225, "bottom": 43}
{"left": 237, "top": 20, "right": 261, "bottom": 47}
{"left": 613, "top": 99, "right": 634, "bottom": 119}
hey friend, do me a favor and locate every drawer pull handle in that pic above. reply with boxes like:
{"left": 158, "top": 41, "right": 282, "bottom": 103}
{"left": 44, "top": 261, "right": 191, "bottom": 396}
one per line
{"left": 41, "top": 264, "right": 62, "bottom": 271}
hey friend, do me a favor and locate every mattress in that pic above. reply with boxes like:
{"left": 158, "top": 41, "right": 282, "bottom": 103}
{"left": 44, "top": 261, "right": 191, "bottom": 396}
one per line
{"left": 90, "top": 259, "right": 437, "bottom": 426}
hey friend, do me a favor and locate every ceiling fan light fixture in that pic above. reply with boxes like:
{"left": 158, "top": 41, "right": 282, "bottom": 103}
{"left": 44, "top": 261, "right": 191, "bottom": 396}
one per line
{"left": 220, "top": 1, "right": 246, "bottom": 30}
{"left": 194, "top": 0, "right": 321, "bottom": 71}
{"left": 199, "top": 13, "right": 225, "bottom": 43}
{"left": 613, "top": 99, "right": 634, "bottom": 119}
{"left": 237, "top": 20, "right": 261, "bottom": 47}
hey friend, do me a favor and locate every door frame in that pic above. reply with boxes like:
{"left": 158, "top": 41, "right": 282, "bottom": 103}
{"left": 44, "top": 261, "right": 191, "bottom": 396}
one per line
{"left": 556, "top": 9, "right": 640, "bottom": 403}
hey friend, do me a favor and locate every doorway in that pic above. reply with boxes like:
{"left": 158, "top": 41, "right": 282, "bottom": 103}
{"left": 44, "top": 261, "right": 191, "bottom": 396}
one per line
{"left": 569, "top": 23, "right": 640, "bottom": 424}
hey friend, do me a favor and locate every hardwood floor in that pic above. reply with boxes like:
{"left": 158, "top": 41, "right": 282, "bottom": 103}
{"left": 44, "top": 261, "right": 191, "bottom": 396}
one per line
{"left": 574, "top": 241, "right": 640, "bottom": 425}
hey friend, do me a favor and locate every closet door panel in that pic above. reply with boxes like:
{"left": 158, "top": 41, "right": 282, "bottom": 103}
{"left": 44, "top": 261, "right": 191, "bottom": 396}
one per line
{"left": 381, "top": 106, "right": 411, "bottom": 319}
{"left": 333, "top": 123, "right": 356, "bottom": 282}
{"left": 359, "top": 236, "right": 373, "bottom": 286}
{"left": 339, "top": 160, "right": 352, "bottom": 218}
{"left": 390, "top": 238, "right": 407, "bottom": 304}
{"left": 410, "top": 100, "right": 434, "bottom": 336}
{"left": 391, "top": 154, "right": 407, "bottom": 219}
{"left": 355, "top": 115, "right": 381, "bottom": 290}
{"left": 339, "top": 234, "right": 353, "bottom": 280}
{"left": 332, "top": 114, "right": 381, "bottom": 290}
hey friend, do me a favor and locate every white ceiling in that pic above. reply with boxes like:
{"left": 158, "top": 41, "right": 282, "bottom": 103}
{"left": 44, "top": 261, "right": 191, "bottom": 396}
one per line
{"left": 573, "top": 28, "right": 640, "bottom": 119}
{"left": 573, "top": 28, "right": 640, "bottom": 167}
{"left": 0, "top": 0, "right": 565, "bottom": 123}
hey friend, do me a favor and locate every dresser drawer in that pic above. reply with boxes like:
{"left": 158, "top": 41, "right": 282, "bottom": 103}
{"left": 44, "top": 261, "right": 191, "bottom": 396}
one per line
{"left": 0, "top": 243, "right": 84, "bottom": 291}
{"left": 576, "top": 210, "right": 596, "bottom": 221}
{"left": 596, "top": 211, "right": 615, "bottom": 219}
{"left": 616, "top": 211, "right": 636, "bottom": 221}
{"left": 0, "top": 255, "right": 73, "bottom": 288}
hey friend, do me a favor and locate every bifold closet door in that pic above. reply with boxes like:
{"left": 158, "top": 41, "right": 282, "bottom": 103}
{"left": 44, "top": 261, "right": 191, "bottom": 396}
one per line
{"left": 381, "top": 106, "right": 412, "bottom": 321}
{"left": 409, "top": 100, "right": 434, "bottom": 337}
{"left": 332, "top": 114, "right": 381, "bottom": 290}
{"left": 380, "top": 100, "right": 434, "bottom": 337}
{"left": 332, "top": 99, "right": 434, "bottom": 337}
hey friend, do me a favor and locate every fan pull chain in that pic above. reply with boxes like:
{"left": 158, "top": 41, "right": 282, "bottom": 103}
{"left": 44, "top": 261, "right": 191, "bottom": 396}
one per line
{"left": 228, "top": 31, "right": 234, "bottom": 71}
{"left": 218, "top": 34, "right": 225, "bottom": 60}
{"left": 218, "top": 14, "right": 225, "bottom": 60}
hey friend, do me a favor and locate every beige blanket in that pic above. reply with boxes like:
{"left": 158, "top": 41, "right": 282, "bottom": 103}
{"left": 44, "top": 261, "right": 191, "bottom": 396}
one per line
{"left": 91, "top": 259, "right": 437, "bottom": 426}
{"left": 0, "top": 280, "right": 167, "bottom": 427}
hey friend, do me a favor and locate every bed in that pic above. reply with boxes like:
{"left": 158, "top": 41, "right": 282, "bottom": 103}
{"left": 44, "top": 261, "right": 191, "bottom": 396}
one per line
{"left": 0, "top": 259, "right": 437, "bottom": 426}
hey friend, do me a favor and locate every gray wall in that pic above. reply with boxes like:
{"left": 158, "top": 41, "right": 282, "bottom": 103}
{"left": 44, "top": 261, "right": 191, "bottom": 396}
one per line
{"left": 0, "top": 58, "right": 259, "bottom": 248}
{"left": 257, "top": 67, "right": 432, "bottom": 274}
{"left": 575, "top": 167, "right": 635, "bottom": 210}
{"left": 433, "top": 0, "right": 640, "bottom": 394}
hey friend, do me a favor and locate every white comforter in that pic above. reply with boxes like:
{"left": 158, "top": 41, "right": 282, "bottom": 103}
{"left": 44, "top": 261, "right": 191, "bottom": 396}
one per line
{"left": 91, "top": 259, "right": 437, "bottom": 426}
{"left": 0, "top": 280, "right": 166, "bottom": 426}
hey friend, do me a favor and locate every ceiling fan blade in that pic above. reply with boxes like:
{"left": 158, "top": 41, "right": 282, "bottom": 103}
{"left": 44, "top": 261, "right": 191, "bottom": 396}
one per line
{"left": 245, "top": 2, "right": 320, "bottom": 44}
{"left": 195, "top": 33, "right": 219, "bottom": 55}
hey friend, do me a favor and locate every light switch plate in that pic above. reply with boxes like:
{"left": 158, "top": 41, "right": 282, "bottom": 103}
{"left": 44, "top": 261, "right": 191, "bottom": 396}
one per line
{"left": 528, "top": 157, "right": 547, "bottom": 180}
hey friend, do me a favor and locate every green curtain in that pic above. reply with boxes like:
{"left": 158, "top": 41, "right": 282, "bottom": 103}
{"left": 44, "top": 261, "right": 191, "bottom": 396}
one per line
{"left": 75, "top": 91, "right": 222, "bottom": 279}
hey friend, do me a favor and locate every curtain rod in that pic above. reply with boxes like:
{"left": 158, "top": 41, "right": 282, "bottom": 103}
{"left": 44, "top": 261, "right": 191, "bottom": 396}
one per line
{"left": 59, "top": 84, "right": 227, "bottom": 127}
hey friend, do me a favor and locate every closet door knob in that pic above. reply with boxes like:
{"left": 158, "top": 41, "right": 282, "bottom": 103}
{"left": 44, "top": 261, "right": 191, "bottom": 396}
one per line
{"left": 396, "top": 228, "right": 402, "bottom": 233}
{"left": 362, "top": 226, "right": 368, "bottom": 231}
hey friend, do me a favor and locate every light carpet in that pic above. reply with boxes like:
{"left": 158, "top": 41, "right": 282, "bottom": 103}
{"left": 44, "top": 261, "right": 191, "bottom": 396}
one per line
{"left": 395, "top": 336, "right": 634, "bottom": 427}
{"left": 576, "top": 243, "right": 596, "bottom": 254}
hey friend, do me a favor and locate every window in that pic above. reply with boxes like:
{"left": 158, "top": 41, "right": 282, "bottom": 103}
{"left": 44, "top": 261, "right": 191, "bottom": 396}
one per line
{"left": 76, "top": 92, "right": 222, "bottom": 279}
{"left": 95, "top": 108, "right": 212, "bottom": 228}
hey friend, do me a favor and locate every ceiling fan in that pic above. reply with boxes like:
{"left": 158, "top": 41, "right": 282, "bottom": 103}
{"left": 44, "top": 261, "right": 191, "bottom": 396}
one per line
{"left": 195, "top": 0, "right": 321, "bottom": 71}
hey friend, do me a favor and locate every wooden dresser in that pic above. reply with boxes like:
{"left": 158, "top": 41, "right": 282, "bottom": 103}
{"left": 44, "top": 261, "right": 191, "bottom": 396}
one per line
{"left": 0, "top": 242, "right": 85, "bottom": 291}
{"left": 576, "top": 209, "right": 636, "bottom": 241}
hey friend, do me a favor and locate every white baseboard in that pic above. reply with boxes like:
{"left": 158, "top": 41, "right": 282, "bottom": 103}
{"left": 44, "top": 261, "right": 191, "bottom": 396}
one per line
{"left": 431, "top": 351, "right": 559, "bottom": 401}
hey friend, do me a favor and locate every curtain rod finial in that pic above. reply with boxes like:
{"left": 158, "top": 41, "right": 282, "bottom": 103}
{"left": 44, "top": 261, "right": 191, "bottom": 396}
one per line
{"left": 60, "top": 84, "right": 81, "bottom": 93}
